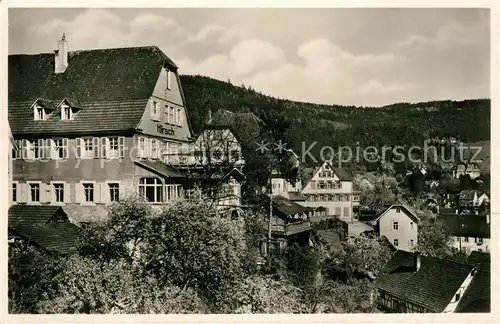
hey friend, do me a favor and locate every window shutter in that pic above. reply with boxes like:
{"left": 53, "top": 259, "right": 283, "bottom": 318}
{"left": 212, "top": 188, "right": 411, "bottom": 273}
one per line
{"left": 46, "top": 139, "right": 54, "bottom": 159}
{"left": 18, "top": 183, "right": 29, "bottom": 203}
{"left": 101, "top": 137, "right": 108, "bottom": 159}
{"left": 75, "top": 183, "right": 83, "bottom": 204}
{"left": 310, "top": 181, "right": 316, "bottom": 189}
{"left": 21, "top": 139, "right": 29, "bottom": 159}
{"left": 94, "top": 182, "right": 101, "bottom": 203}
{"left": 37, "top": 139, "right": 45, "bottom": 159}
{"left": 76, "top": 138, "right": 82, "bottom": 158}
{"left": 101, "top": 182, "right": 109, "bottom": 203}
{"left": 166, "top": 70, "right": 171, "bottom": 90}
{"left": 93, "top": 137, "right": 100, "bottom": 158}
{"left": 145, "top": 138, "right": 151, "bottom": 159}
{"left": 118, "top": 137, "right": 125, "bottom": 158}
{"left": 63, "top": 182, "right": 71, "bottom": 203}
{"left": 63, "top": 138, "right": 69, "bottom": 159}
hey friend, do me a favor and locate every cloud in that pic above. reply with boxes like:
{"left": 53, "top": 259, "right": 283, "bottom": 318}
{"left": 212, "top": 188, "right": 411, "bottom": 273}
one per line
{"left": 359, "top": 80, "right": 410, "bottom": 95}
{"left": 187, "top": 24, "right": 246, "bottom": 43}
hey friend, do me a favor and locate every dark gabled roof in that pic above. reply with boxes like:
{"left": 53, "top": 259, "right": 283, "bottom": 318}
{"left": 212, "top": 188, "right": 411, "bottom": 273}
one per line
{"left": 438, "top": 214, "right": 490, "bottom": 238}
{"left": 460, "top": 190, "right": 478, "bottom": 200}
{"left": 10, "top": 100, "right": 148, "bottom": 136}
{"left": 272, "top": 195, "right": 309, "bottom": 217}
{"left": 135, "top": 160, "right": 187, "bottom": 179}
{"left": 9, "top": 46, "right": 175, "bottom": 136}
{"left": 9, "top": 204, "right": 67, "bottom": 226}
{"left": 376, "top": 201, "right": 420, "bottom": 223}
{"left": 8, "top": 205, "right": 81, "bottom": 254}
{"left": 331, "top": 167, "right": 353, "bottom": 181}
{"left": 287, "top": 191, "right": 306, "bottom": 201}
{"left": 375, "top": 250, "right": 474, "bottom": 313}
{"left": 456, "top": 270, "right": 490, "bottom": 313}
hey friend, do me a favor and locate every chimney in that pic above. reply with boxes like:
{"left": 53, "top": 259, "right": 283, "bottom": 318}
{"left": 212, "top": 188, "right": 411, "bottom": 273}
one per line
{"left": 413, "top": 252, "right": 421, "bottom": 272}
{"left": 54, "top": 33, "right": 68, "bottom": 73}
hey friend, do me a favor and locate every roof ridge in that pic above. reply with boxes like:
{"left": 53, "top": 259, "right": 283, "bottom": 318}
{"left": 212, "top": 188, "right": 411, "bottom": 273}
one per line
{"left": 9, "top": 45, "right": 162, "bottom": 57}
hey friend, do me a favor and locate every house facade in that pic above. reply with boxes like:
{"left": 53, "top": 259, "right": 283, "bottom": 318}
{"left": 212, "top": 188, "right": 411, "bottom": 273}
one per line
{"left": 298, "top": 162, "right": 358, "bottom": 222}
{"left": 8, "top": 36, "right": 241, "bottom": 224}
{"left": 439, "top": 213, "right": 491, "bottom": 254}
{"left": 375, "top": 203, "right": 419, "bottom": 252}
{"left": 8, "top": 123, "right": 14, "bottom": 206}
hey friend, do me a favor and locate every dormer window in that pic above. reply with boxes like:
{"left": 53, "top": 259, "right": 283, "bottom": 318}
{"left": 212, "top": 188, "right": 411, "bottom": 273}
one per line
{"left": 61, "top": 103, "right": 73, "bottom": 120}
{"left": 34, "top": 104, "right": 46, "bottom": 121}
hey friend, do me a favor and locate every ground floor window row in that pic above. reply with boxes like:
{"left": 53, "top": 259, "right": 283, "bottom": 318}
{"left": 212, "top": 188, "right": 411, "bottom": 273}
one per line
{"left": 378, "top": 292, "right": 428, "bottom": 313}
{"left": 12, "top": 177, "right": 241, "bottom": 206}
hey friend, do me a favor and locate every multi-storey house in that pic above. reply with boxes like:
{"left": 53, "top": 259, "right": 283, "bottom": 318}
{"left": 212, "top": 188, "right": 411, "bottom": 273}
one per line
{"left": 298, "top": 162, "right": 358, "bottom": 222}
{"left": 439, "top": 212, "right": 490, "bottom": 254}
{"left": 8, "top": 36, "right": 240, "bottom": 223}
{"left": 375, "top": 202, "right": 419, "bottom": 252}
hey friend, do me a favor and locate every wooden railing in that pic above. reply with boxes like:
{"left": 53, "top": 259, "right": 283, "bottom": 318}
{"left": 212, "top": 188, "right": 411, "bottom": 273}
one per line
{"left": 271, "top": 220, "right": 311, "bottom": 236}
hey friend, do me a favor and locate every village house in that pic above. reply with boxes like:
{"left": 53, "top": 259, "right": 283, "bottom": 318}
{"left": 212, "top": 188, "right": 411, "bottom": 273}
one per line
{"left": 456, "top": 251, "right": 491, "bottom": 313}
{"left": 438, "top": 211, "right": 490, "bottom": 254}
{"left": 459, "top": 189, "right": 489, "bottom": 209}
{"left": 298, "top": 162, "right": 359, "bottom": 222}
{"left": 374, "top": 202, "right": 419, "bottom": 252}
{"left": 375, "top": 251, "right": 476, "bottom": 313}
{"left": 8, "top": 36, "right": 243, "bottom": 224}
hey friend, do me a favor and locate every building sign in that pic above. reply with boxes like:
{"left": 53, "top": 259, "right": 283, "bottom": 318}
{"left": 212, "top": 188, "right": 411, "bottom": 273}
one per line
{"left": 157, "top": 124, "right": 175, "bottom": 136}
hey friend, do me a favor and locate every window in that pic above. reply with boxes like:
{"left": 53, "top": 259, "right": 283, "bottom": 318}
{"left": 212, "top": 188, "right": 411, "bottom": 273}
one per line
{"left": 83, "top": 183, "right": 94, "bottom": 203}
{"left": 464, "top": 237, "right": 469, "bottom": 242}
{"left": 396, "top": 207, "right": 401, "bottom": 213}
{"left": 12, "top": 140, "right": 22, "bottom": 159}
{"left": 151, "top": 101, "right": 159, "bottom": 121}
{"left": 335, "top": 207, "right": 341, "bottom": 216}
{"left": 108, "top": 137, "right": 119, "bottom": 158}
{"left": 30, "top": 183, "right": 40, "bottom": 202}
{"left": 54, "top": 183, "right": 64, "bottom": 203}
{"left": 52, "top": 139, "right": 67, "bottom": 159}
{"left": 343, "top": 207, "right": 350, "bottom": 217}
{"left": 138, "top": 137, "right": 146, "bottom": 158}
{"left": 410, "top": 221, "right": 414, "bottom": 230}
{"left": 61, "top": 104, "right": 72, "bottom": 120}
{"left": 34, "top": 105, "right": 46, "bottom": 121}
{"left": 176, "top": 108, "right": 182, "bottom": 125}
{"left": 27, "top": 140, "right": 41, "bottom": 159}
{"left": 394, "top": 239, "right": 399, "bottom": 247}
{"left": 138, "top": 178, "right": 163, "bottom": 203}
{"left": 12, "top": 183, "right": 17, "bottom": 202}
{"left": 455, "top": 293, "right": 461, "bottom": 302}
{"left": 353, "top": 195, "right": 359, "bottom": 201}
{"left": 109, "top": 183, "right": 119, "bottom": 202}
{"left": 393, "top": 221, "right": 399, "bottom": 230}
{"left": 166, "top": 70, "right": 171, "bottom": 90}
{"left": 151, "top": 139, "right": 158, "bottom": 159}
{"left": 410, "top": 239, "right": 414, "bottom": 246}
{"left": 169, "top": 106, "right": 174, "bottom": 124}
{"left": 78, "top": 138, "right": 99, "bottom": 159}
{"left": 476, "top": 237, "right": 483, "bottom": 244}
{"left": 318, "top": 181, "right": 326, "bottom": 189}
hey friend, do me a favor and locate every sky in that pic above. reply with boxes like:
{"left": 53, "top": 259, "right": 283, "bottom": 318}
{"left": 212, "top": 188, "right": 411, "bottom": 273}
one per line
{"left": 8, "top": 8, "right": 490, "bottom": 107}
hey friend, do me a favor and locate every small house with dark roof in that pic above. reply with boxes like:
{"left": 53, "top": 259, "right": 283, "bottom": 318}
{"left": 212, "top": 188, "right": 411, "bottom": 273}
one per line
{"left": 375, "top": 202, "right": 420, "bottom": 252}
{"left": 459, "top": 189, "right": 489, "bottom": 208}
{"left": 456, "top": 252, "right": 490, "bottom": 313}
{"left": 298, "top": 162, "right": 357, "bottom": 222}
{"left": 8, "top": 205, "right": 82, "bottom": 254}
{"left": 9, "top": 36, "right": 244, "bottom": 223}
{"left": 375, "top": 250, "right": 476, "bottom": 313}
{"left": 438, "top": 213, "right": 490, "bottom": 254}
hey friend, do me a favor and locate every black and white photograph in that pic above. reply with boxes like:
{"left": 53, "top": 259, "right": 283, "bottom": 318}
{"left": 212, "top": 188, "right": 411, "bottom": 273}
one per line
{"left": 4, "top": 3, "right": 494, "bottom": 317}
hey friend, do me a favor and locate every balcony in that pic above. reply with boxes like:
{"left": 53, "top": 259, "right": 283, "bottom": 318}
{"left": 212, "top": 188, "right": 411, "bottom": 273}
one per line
{"left": 271, "top": 220, "right": 311, "bottom": 236}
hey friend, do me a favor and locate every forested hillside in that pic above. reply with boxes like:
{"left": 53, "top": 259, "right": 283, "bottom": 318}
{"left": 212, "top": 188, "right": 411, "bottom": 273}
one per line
{"left": 181, "top": 75, "right": 490, "bottom": 164}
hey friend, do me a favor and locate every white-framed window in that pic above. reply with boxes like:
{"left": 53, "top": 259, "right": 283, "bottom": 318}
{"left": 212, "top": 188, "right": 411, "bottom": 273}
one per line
{"left": 108, "top": 183, "right": 120, "bottom": 202}
{"left": 76, "top": 137, "right": 99, "bottom": 159}
{"left": 12, "top": 140, "right": 22, "bottom": 160}
{"left": 51, "top": 138, "right": 69, "bottom": 159}
{"left": 34, "top": 104, "right": 46, "bottom": 121}
{"left": 393, "top": 221, "right": 399, "bottom": 230}
{"left": 61, "top": 104, "right": 73, "bottom": 120}
{"left": 138, "top": 177, "right": 163, "bottom": 203}
{"left": 138, "top": 137, "right": 146, "bottom": 158}
{"left": 166, "top": 184, "right": 183, "bottom": 202}
{"left": 169, "top": 106, "right": 174, "bottom": 124}
{"left": 166, "top": 70, "right": 171, "bottom": 90}
{"left": 464, "top": 237, "right": 469, "bottom": 242}
{"left": 101, "top": 137, "right": 124, "bottom": 159}
{"left": 151, "top": 101, "right": 160, "bottom": 121}
{"left": 83, "top": 182, "right": 94, "bottom": 203}
{"left": 28, "top": 182, "right": 40, "bottom": 202}
{"left": 394, "top": 239, "right": 399, "bottom": 247}
{"left": 83, "top": 138, "right": 93, "bottom": 158}
{"left": 26, "top": 139, "right": 42, "bottom": 160}
{"left": 53, "top": 182, "right": 64, "bottom": 203}
{"left": 151, "top": 139, "right": 158, "bottom": 159}
{"left": 176, "top": 108, "right": 182, "bottom": 126}
{"left": 396, "top": 207, "right": 401, "bottom": 213}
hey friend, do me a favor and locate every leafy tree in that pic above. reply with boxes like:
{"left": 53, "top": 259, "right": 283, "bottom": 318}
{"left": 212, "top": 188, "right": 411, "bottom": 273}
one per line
{"left": 416, "top": 219, "right": 453, "bottom": 258}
